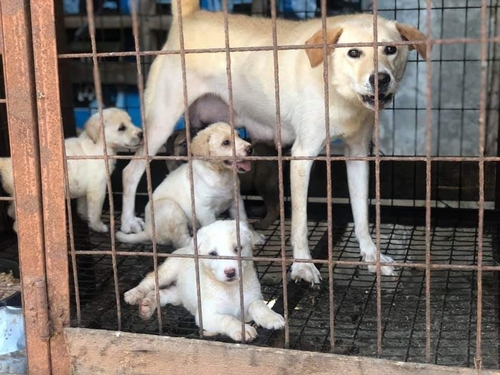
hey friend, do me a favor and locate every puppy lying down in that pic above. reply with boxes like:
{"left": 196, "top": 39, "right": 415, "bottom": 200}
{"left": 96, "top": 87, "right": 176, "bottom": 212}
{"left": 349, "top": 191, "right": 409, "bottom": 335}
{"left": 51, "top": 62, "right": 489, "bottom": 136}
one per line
{"left": 116, "top": 122, "right": 265, "bottom": 248}
{"left": 124, "top": 220, "right": 285, "bottom": 342}
{"left": 0, "top": 108, "right": 142, "bottom": 233}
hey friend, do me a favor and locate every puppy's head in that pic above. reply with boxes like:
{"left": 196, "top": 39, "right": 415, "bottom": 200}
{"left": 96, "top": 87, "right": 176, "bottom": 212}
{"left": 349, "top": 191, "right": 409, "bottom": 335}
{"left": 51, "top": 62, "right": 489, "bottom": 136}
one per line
{"left": 305, "top": 15, "right": 427, "bottom": 110}
{"left": 196, "top": 220, "right": 253, "bottom": 283}
{"left": 84, "top": 108, "right": 143, "bottom": 149}
{"left": 191, "top": 122, "right": 253, "bottom": 173}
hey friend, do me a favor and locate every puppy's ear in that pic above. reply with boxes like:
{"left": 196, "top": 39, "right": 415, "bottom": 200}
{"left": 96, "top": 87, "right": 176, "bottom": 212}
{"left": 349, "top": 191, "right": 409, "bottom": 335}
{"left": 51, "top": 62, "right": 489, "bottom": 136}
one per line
{"left": 305, "top": 28, "right": 343, "bottom": 68}
{"left": 237, "top": 221, "right": 254, "bottom": 252}
{"left": 396, "top": 23, "right": 428, "bottom": 59}
{"left": 190, "top": 130, "right": 211, "bottom": 156}
{"left": 84, "top": 113, "right": 103, "bottom": 143}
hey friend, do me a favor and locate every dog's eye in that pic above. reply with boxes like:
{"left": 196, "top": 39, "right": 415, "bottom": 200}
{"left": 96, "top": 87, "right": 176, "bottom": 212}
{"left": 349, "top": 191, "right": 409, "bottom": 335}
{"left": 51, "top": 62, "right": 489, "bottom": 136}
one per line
{"left": 118, "top": 123, "right": 126, "bottom": 132}
{"left": 222, "top": 140, "right": 230, "bottom": 146}
{"left": 384, "top": 46, "right": 397, "bottom": 55}
{"left": 234, "top": 246, "right": 239, "bottom": 253}
{"left": 347, "top": 49, "right": 362, "bottom": 58}
{"left": 209, "top": 250, "right": 217, "bottom": 256}
{"left": 180, "top": 141, "right": 187, "bottom": 147}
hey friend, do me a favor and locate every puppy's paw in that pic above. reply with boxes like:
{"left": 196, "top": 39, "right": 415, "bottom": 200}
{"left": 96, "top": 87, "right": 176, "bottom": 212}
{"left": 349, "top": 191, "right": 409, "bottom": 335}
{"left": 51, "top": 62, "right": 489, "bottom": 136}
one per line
{"left": 290, "top": 262, "right": 321, "bottom": 286}
{"left": 138, "top": 297, "right": 157, "bottom": 320}
{"left": 365, "top": 253, "right": 396, "bottom": 276}
{"left": 251, "top": 231, "right": 266, "bottom": 246}
{"left": 229, "top": 324, "right": 258, "bottom": 342}
{"left": 89, "top": 221, "right": 108, "bottom": 233}
{"left": 258, "top": 310, "right": 285, "bottom": 330}
{"left": 124, "top": 288, "right": 144, "bottom": 305}
{"left": 121, "top": 216, "right": 145, "bottom": 234}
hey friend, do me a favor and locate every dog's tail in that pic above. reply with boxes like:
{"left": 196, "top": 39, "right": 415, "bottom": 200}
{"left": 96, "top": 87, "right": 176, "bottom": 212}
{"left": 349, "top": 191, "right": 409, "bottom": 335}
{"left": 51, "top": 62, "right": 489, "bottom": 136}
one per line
{"left": 171, "top": 0, "right": 199, "bottom": 20}
{"left": 116, "top": 230, "right": 151, "bottom": 244}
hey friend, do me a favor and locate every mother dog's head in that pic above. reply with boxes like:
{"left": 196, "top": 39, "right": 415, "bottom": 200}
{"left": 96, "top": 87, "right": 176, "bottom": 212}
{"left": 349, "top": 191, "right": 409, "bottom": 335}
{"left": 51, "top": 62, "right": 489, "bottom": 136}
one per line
{"left": 305, "top": 14, "right": 427, "bottom": 110}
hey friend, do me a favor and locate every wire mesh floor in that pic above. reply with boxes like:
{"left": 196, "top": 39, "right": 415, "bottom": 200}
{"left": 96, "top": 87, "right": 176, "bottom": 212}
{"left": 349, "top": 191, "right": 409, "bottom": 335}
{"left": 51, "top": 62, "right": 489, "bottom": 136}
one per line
{"left": 62, "top": 213, "right": 500, "bottom": 370}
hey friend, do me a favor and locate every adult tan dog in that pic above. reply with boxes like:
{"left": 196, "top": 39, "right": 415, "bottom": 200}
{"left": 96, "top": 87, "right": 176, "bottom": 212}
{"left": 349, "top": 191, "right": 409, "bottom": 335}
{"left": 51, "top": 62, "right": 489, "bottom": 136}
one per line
{"left": 116, "top": 123, "right": 264, "bottom": 247}
{"left": 120, "top": 1, "right": 427, "bottom": 284}
{"left": 0, "top": 108, "right": 143, "bottom": 233}
{"left": 124, "top": 220, "right": 285, "bottom": 342}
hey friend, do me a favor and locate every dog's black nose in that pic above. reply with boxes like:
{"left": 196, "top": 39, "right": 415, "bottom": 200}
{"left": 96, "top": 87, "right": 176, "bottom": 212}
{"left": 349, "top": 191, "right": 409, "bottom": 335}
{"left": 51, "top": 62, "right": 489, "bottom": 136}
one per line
{"left": 225, "top": 268, "right": 236, "bottom": 278}
{"left": 369, "top": 72, "right": 391, "bottom": 91}
{"left": 246, "top": 145, "right": 253, "bottom": 155}
{"left": 138, "top": 131, "right": 144, "bottom": 140}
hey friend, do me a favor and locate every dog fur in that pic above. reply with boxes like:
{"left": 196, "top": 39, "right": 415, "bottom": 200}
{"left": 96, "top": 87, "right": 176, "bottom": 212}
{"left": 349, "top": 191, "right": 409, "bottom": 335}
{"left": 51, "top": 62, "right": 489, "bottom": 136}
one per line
{"left": 0, "top": 108, "right": 142, "bottom": 233}
{"left": 116, "top": 122, "right": 264, "bottom": 247}
{"left": 124, "top": 220, "right": 285, "bottom": 342}
{"left": 120, "top": 0, "right": 427, "bottom": 284}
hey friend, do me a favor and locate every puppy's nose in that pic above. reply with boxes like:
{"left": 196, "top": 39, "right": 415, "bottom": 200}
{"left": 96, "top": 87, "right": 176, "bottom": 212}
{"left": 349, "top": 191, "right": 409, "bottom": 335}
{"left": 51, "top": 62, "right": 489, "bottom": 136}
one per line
{"left": 246, "top": 145, "right": 253, "bottom": 156}
{"left": 369, "top": 72, "right": 391, "bottom": 91}
{"left": 138, "top": 131, "right": 144, "bottom": 140}
{"left": 224, "top": 268, "right": 236, "bottom": 278}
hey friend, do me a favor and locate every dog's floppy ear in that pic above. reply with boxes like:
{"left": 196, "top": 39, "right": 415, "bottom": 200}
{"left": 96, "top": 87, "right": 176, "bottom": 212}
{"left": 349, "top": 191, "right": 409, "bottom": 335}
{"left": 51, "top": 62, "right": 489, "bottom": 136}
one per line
{"left": 396, "top": 23, "right": 428, "bottom": 59}
{"left": 190, "top": 130, "right": 211, "bottom": 156}
{"left": 165, "top": 133, "right": 176, "bottom": 156}
{"left": 237, "top": 221, "right": 254, "bottom": 252}
{"left": 85, "top": 113, "right": 103, "bottom": 143}
{"left": 305, "top": 28, "right": 343, "bottom": 68}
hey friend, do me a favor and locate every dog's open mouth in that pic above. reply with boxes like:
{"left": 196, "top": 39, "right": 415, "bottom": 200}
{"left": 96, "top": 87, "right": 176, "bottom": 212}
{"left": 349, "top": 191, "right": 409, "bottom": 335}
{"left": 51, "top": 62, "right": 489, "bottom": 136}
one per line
{"left": 361, "top": 93, "right": 394, "bottom": 108}
{"left": 224, "top": 160, "right": 252, "bottom": 173}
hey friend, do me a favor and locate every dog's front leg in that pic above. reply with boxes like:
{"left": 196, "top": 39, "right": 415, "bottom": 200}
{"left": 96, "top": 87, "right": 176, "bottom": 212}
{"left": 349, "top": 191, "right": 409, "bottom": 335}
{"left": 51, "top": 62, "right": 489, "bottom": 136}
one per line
{"left": 290, "top": 140, "right": 324, "bottom": 285}
{"left": 86, "top": 184, "right": 108, "bottom": 233}
{"left": 247, "top": 299, "right": 285, "bottom": 330}
{"left": 201, "top": 313, "right": 258, "bottom": 342}
{"left": 344, "top": 135, "right": 395, "bottom": 276}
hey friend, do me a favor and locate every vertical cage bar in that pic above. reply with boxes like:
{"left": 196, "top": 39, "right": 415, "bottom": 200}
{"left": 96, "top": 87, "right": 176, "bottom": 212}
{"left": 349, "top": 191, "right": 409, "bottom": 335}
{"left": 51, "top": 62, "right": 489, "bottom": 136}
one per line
{"left": 129, "top": 0, "right": 163, "bottom": 333}
{"left": 29, "top": 0, "right": 70, "bottom": 372}
{"left": 84, "top": 0, "right": 122, "bottom": 331}
{"left": 425, "top": 0, "right": 433, "bottom": 363}
{"left": 268, "top": 0, "right": 290, "bottom": 347}
{"left": 0, "top": 0, "right": 51, "bottom": 373}
{"left": 475, "top": 0, "right": 489, "bottom": 369}
{"left": 371, "top": 0, "right": 383, "bottom": 357}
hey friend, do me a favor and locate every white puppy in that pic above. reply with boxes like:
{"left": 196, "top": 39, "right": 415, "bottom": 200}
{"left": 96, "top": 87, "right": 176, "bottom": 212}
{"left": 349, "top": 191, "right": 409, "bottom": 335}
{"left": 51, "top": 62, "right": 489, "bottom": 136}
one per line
{"left": 0, "top": 108, "right": 143, "bottom": 233}
{"left": 116, "top": 122, "right": 264, "bottom": 248}
{"left": 124, "top": 220, "right": 285, "bottom": 342}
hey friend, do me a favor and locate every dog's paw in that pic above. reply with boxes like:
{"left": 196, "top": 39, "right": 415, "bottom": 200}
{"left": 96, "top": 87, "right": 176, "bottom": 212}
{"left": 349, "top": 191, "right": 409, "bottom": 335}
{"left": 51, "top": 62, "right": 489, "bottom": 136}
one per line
{"left": 290, "top": 262, "right": 322, "bottom": 286}
{"left": 138, "top": 297, "right": 157, "bottom": 320}
{"left": 365, "top": 253, "right": 396, "bottom": 276}
{"left": 89, "top": 221, "right": 108, "bottom": 233}
{"left": 258, "top": 310, "right": 285, "bottom": 330}
{"left": 124, "top": 288, "right": 144, "bottom": 305}
{"left": 229, "top": 324, "right": 258, "bottom": 342}
{"left": 251, "top": 231, "right": 266, "bottom": 246}
{"left": 121, "top": 216, "right": 145, "bottom": 234}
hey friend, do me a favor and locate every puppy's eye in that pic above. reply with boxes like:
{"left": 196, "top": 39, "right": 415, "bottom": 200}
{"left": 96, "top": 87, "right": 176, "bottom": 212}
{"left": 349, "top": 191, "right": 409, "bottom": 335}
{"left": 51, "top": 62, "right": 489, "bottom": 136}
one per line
{"left": 180, "top": 141, "right": 187, "bottom": 147}
{"left": 208, "top": 250, "right": 217, "bottom": 256}
{"left": 384, "top": 46, "right": 397, "bottom": 55}
{"left": 222, "top": 140, "right": 230, "bottom": 146}
{"left": 347, "top": 49, "right": 362, "bottom": 58}
{"left": 234, "top": 246, "right": 239, "bottom": 253}
{"left": 118, "top": 123, "right": 126, "bottom": 132}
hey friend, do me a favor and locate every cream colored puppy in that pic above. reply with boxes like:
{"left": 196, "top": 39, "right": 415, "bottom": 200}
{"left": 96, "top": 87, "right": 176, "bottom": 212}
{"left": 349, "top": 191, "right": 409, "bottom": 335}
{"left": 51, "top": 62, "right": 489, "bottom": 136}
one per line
{"left": 124, "top": 220, "right": 285, "bottom": 342}
{"left": 116, "top": 122, "right": 264, "bottom": 248}
{"left": 0, "top": 108, "right": 143, "bottom": 233}
{"left": 120, "top": 0, "right": 427, "bottom": 284}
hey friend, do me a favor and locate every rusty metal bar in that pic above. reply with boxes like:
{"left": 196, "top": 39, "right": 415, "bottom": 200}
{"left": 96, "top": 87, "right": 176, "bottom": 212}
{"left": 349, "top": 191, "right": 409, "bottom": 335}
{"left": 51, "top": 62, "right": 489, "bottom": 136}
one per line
{"left": 29, "top": 0, "right": 70, "bottom": 373}
{"left": 84, "top": 0, "right": 122, "bottom": 331}
{"left": 475, "top": 0, "right": 489, "bottom": 369}
{"left": 0, "top": 0, "right": 51, "bottom": 373}
{"left": 56, "top": 36, "right": 500, "bottom": 59}
{"left": 425, "top": 0, "right": 433, "bottom": 363}
{"left": 267, "top": 0, "right": 290, "bottom": 348}
{"left": 129, "top": 0, "right": 163, "bottom": 334}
